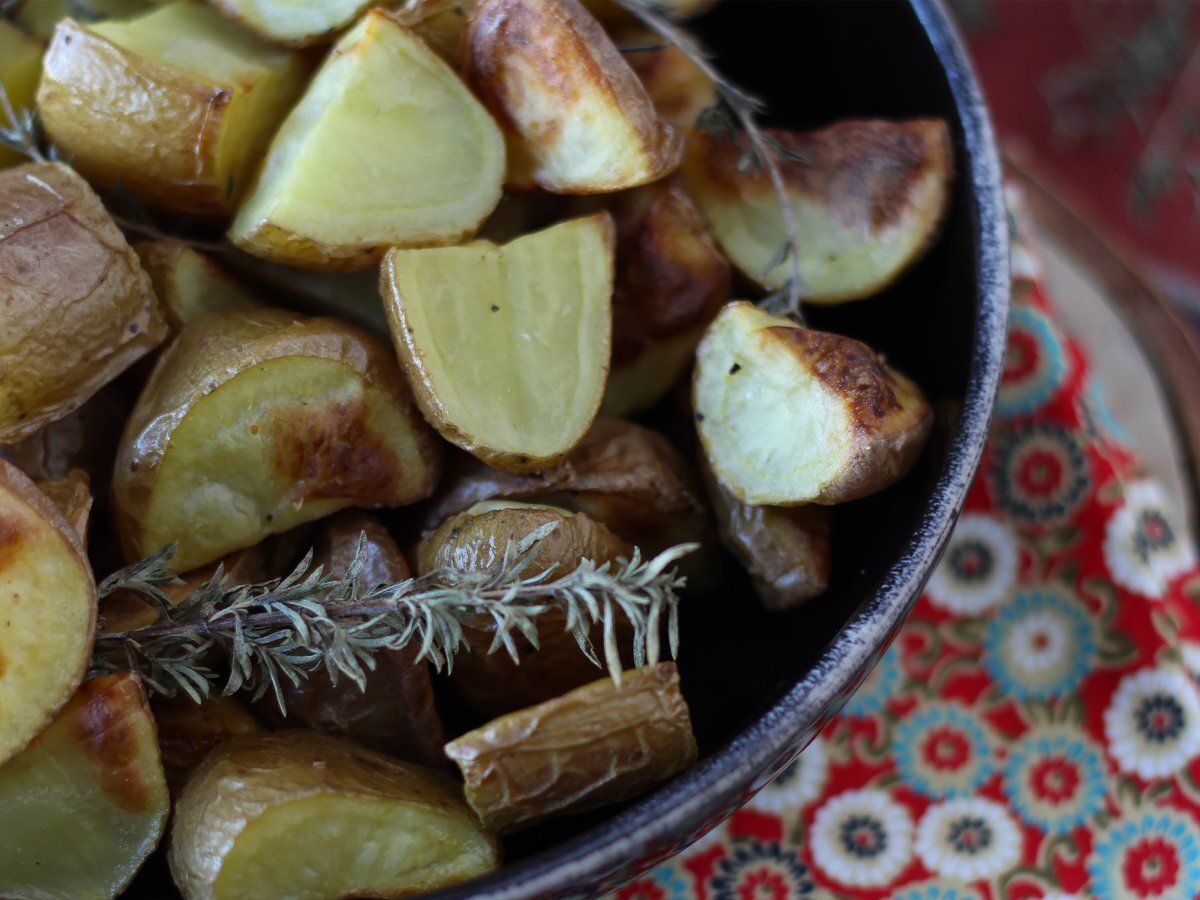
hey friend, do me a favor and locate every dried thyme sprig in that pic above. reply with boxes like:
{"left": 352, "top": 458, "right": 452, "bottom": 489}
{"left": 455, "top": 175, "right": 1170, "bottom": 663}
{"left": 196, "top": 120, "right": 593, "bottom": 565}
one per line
{"left": 0, "top": 78, "right": 51, "bottom": 165}
{"left": 91, "top": 527, "right": 697, "bottom": 715}
{"left": 613, "top": 0, "right": 806, "bottom": 321}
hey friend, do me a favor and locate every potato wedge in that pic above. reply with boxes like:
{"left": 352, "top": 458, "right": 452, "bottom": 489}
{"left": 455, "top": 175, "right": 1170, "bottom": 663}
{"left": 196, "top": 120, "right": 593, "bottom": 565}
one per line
{"left": 253, "top": 511, "right": 447, "bottom": 768}
{"left": 15, "top": 1, "right": 165, "bottom": 39}
{"left": 153, "top": 695, "right": 262, "bottom": 793}
{"left": 229, "top": 8, "right": 505, "bottom": 271}
{"left": 391, "top": 0, "right": 476, "bottom": 64}
{"left": 617, "top": 27, "right": 716, "bottom": 132}
{"left": 113, "top": 309, "right": 443, "bottom": 572}
{"left": 170, "top": 732, "right": 499, "bottom": 899}
{"left": 382, "top": 213, "right": 613, "bottom": 472}
{"left": 0, "top": 163, "right": 166, "bottom": 445}
{"left": 466, "top": 0, "right": 683, "bottom": 192}
{"left": 36, "top": 469, "right": 93, "bottom": 546}
{"left": 0, "top": 22, "right": 42, "bottom": 170}
{"left": 38, "top": 2, "right": 308, "bottom": 219}
{"left": 0, "top": 674, "right": 169, "bottom": 899}
{"left": 0, "top": 457, "right": 97, "bottom": 768}
{"left": 445, "top": 662, "right": 697, "bottom": 833}
{"left": 695, "top": 302, "right": 932, "bottom": 506}
{"left": 210, "top": 0, "right": 371, "bottom": 46}
{"left": 684, "top": 119, "right": 954, "bottom": 301}
{"left": 700, "top": 462, "right": 830, "bottom": 610}
{"left": 602, "top": 182, "right": 729, "bottom": 417}
{"left": 135, "top": 240, "right": 262, "bottom": 332}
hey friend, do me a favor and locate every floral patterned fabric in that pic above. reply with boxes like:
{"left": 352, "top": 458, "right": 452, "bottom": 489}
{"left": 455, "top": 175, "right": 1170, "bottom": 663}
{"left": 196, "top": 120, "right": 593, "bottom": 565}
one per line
{"left": 617, "top": 198, "right": 1200, "bottom": 899}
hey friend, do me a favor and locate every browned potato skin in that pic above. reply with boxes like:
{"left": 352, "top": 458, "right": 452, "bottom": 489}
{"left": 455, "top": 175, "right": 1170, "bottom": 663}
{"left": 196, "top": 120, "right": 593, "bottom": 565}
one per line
{"left": 134, "top": 240, "right": 262, "bottom": 332}
{"left": 0, "top": 163, "right": 166, "bottom": 445}
{"left": 700, "top": 463, "right": 831, "bottom": 610}
{"left": 465, "top": 0, "right": 683, "bottom": 193}
{"left": 418, "top": 504, "right": 632, "bottom": 716}
{"left": 36, "top": 468, "right": 93, "bottom": 545}
{"left": 253, "top": 511, "right": 448, "bottom": 769}
{"left": 445, "top": 662, "right": 697, "bottom": 833}
{"left": 153, "top": 695, "right": 262, "bottom": 794}
{"left": 392, "top": 0, "right": 476, "bottom": 63}
{"left": 584, "top": 0, "right": 717, "bottom": 26}
{"left": 616, "top": 27, "right": 716, "bottom": 132}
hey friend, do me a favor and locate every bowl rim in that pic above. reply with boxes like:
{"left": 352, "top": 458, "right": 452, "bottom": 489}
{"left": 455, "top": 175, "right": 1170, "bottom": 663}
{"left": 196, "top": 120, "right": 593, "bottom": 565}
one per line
{"left": 429, "top": 1, "right": 1011, "bottom": 896}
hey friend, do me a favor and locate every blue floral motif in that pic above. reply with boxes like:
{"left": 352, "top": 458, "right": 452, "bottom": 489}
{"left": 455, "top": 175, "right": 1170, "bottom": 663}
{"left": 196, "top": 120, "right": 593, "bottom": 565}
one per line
{"left": 894, "top": 703, "right": 995, "bottom": 800}
{"left": 648, "top": 863, "right": 690, "bottom": 899}
{"left": 1001, "top": 727, "right": 1107, "bottom": 832}
{"left": 1081, "top": 376, "right": 1132, "bottom": 448}
{"left": 983, "top": 589, "right": 1097, "bottom": 701}
{"left": 843, "top": 643, "right": 903, "bottom": 719}
{"left": 892, "top": 884, "right": 982, "bottom": 900}
{"left": 1088, "top": 811, "right": 1200, "bottom": 900}
{"left": 709, "top": 842, "right": 815, "bottom": 899}
{"left": 988, "top": 422, "right": 1091, "bottom": 525}
{"left": 997, "top": 303, "right": 1068, "bottom": 418}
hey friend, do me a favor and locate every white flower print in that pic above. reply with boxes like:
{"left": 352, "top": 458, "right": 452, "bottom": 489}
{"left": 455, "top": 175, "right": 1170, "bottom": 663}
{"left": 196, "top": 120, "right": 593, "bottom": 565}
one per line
{"left": 749, "top": 736, "right": 828, "bottom": 814}
{"left": 926, "top": 514, "right": 1019, "bottom": 616}
{"left": 810, "top": 789, "right": 913, "bottom": 888}
{"left": 1104, "top": 666, "right": 1200, "bottom": 780}
{"left": 915, "top": 797, "right": 1022, "bottom": 882}
{"left": 1103, "top": 480, "right": 1195, "bottom": 599}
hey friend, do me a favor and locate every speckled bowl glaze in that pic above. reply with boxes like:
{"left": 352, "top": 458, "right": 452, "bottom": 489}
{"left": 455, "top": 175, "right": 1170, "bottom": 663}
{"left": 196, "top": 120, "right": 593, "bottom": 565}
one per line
{"left": 425, "top": 1, "right": 1010, "bottom": 897}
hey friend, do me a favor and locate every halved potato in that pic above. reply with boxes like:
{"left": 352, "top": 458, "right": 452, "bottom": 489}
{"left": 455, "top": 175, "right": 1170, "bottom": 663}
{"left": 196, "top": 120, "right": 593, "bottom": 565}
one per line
{"left": 391, "top": 0, "right": 477, "bottom": 63}
{"left": 683, "top": 119, "right": 954, "bottom": 301}
{"left": 617, "top": 26, "right": 715, "bottom": 132}
{"left": 229, "top": 8, "right": 505, "bottom": 271}
{"left": 695, "top": 302, "right": 932, "bottom": 506}
{"left": 0, "top": 674, "right": 170, "bottom": 899}
{"left": 38, "top": 2, "right": 308, "bottom": 219}
{"left": 210, "top": 0, "right": 371, "bottom": 46}
{"left": 15, "top": 0, "right": 166, "bottom": 39}
{"left": 0, "top": 21, "right": 43, "bottom": 170}
{"left": 0, "top": 458, "right": 97, "bottom": 768}
{"left": 465, "top": 0, "right": 683, "bottom": 192}
{"left": 701, "top": 462, "right": 830, "bottom": 610}
{"left": 601, "top": 182, "right": 729, "bottom": 417}
{"left": 113, "top": 309, "right": 443, "bottom": 572}
{"left": 382, "top": 213, "right": 613, "bottom": 472}
{"left": 445, "top": 662, "right": 697, "bottom": 833}
{"left": 36, "top": 468, "right": 93, "bottom": 545}
{"left": 0, "top": 162, "right": 166, "bottom": 445}
{"left": 170, "top": 732, "right": 499, "bottom": 899}
{"left": 154, "top": 695, "right": 262, "bottom": 793}
{"left": 253, "top": 511, "right": 447, "bottom": 768}
{"left": 135, "top": 240, "right": 262, "bottom": 332}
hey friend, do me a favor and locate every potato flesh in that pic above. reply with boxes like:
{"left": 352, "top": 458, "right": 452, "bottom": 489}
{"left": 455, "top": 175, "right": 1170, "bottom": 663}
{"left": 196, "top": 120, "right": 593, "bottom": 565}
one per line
{"left": 391, "top": 0, "right": 477, "bottom": 63}
{"left": 134, "top": 241, "right": 262, "bottom": 332}
{"left": 0, "top": 22, "right": 42, "bottom": 169}
{"left": 211, "top": 0, "right": 370, "bottom": 45}
{"left": 229, "top": 9, "right": 505, "bottom": 271}
{"left": 445, "top": 663, "right": 698, "bottom": 834}
{"left": 382, "top": 214, "right": 613, "bottom": 471}
{"left": 683, "top": 120, "right": 953, "bottom": 301}
{"left": 0, "top": 674, "right": 169, "bottom": 900}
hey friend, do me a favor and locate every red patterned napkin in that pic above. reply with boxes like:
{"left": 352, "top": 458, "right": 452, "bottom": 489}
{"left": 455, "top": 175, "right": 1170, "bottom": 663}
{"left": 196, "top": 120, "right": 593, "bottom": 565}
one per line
{"left": 617, "top": 190, "right": 1200, "bottom": 899}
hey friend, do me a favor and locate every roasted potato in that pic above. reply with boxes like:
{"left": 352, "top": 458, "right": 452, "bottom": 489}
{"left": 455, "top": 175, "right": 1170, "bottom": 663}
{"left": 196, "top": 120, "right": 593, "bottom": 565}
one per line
{"left": 253, "top": 511, "right": 448, "bottom": 768}
{"left": 210, "top": 0, "right": 371, "bottom": 46}
{"left": 391, "top": 0, "right": 477, "bottom": 64}
{"left": 36, "top": 468, "right": 93, "bottom": 545}
{"left": 229, "top": 8, "right": 505, "bottom": 271}
{"left": 0, "top": 457, "right": 97, "bottom": 768}
{"left": 113, "top": 309, "right": 443, "bottom": 572}
{"left": 38, "top": 2, "right": 308, "bottom": 219}
{"left": 694, "top": 302, "right": 932, "bottom": 506}
{"left": 445, "top": 662, "right": 697, "bottom": 833}
{"left": 170, "top": 732, "right": 499, "bottom": 899}
{"left": 153, "top": 695, "right": 262, "bottom": 793}
{"left": 601, "top": 182, "right": 730, "bottom": 417}
{"left": 701, "top": 462, "right": 831, "bottom": 610}
{"left": 135, "top": 240, "right": 262, "bottom": 332}
{"left": 465, "top": 0, "right": 684, "bottom": 193}
{"left": 584, "top": 0, "right": 717, "bottom": 26}
{"left": 14, "top": 0, "right": 166, "bottom": 39}
{"left": 418, "top": 501, "right": 632, "bottom": 716}
{"left": 0, "top": 21, "right": 42, "bottom": 170}
{"left": 684, "top": 119, "right": 953, "bottom": 301}
{"left": 382, "top": 213, "right": 613, "bottom": 472}
{"left": 0, "top": 673, "right": 170, "bottom": 900}
{"left": 617, "top": 26, "right": 716, "bottom": 132}
{"left": 0, "top": 162, "right": 166, "bottom": 445}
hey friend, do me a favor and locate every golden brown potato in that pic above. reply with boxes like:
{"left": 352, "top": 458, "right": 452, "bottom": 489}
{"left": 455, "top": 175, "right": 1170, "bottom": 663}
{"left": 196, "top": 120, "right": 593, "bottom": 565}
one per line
{"left": 390, "top": 0, "right": 477, "bottom": 63}
{"left": 252, "top": 511, "right": 448, "bottom": 768}
{"left": 134, "top": 240, "right": 262, "bottom": 332}
{"left": 210, "top": 0, "right": 371, "bottom": 46}
{"left": 700, "top": 462, "right": 830, "bottom": 610}
{"left": 694, "top": 302, "right": 932, "bottom": 506}
{"left": 0, "top": 162, "right": 166, "bottom": 445}
{"left": 445, "top": 662, "right": 697, "bottom": 833}
{"left": 0, "top": 457, "right": 97, "bottom": 768}
{"left": 229, "top": 8, "right": 505, "bottom": 271}
{"left": 153, "top": 695, "right": 262, "bottom": 793}
{"left": 601, "top": 182, "right": 729, "bottom": 417}
{"left": 14, "top": 0, "right": 166, "bottom": 40}
{"left": 382, "top": 213, "right": 613, "bottom": 472}
{"left": 0, "top": 674, "right": 170, "bottom": 899}
{"left": 616, "top": 26, "right": 716, "bottom": 132}
{"left": 465, "top": 0, "right": 683, "bottom": 193}
{"left": 36, "top": 468, "right": 93, "bottom": 545}
{"left": 418, "top": 501, "right": 632, "bottom": 716}
{"left": 113, "top": 309, "right": 443, "bottom": 572}
{"left": 0, "top": 21, "right": 43, "bottom": 170}
{"left": 684, "top": 119, "right": 954, "bottom": 302}
{"left": 38, "top": 2, "right": 308, "bottom": 219}
{"left": 170, "top": 732, "right": 499, "bottom": 899}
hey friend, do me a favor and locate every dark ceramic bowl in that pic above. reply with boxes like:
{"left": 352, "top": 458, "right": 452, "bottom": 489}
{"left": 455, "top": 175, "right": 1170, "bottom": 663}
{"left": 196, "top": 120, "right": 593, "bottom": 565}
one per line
{"left": 429, "top": 1, "right": 1009, "bottom": 897}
